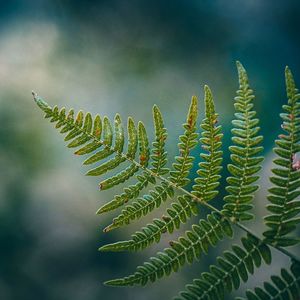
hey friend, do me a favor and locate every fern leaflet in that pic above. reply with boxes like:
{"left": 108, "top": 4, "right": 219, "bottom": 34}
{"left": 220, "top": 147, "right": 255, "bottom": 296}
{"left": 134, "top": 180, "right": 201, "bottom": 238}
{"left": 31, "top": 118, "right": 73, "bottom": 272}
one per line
{"left": 103, "top": 96, "right": 199, "bottom": 231}
{"left": 263, "top": 67, "right": 300, "bottom": 247}
{"left": 236, "top": 261, "right": 300, "bottom": 300}
{"left": 222, "top": 61, "right": 263, "bottom": 221}
{"left": 174, "top": 234, "right": 271, "bottom": 300}
{"left": 104, "top": 212, "right": 233, "bottom": 286}
{"left": 100, "top": 86, "right": 223, "bottom": 252}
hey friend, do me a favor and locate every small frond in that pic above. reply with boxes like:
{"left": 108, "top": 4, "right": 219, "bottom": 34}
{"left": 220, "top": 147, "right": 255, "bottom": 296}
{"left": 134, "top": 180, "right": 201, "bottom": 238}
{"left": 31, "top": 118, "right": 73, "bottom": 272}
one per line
{"left": 263, "top": 67, "right": 300, "bottom": 247}
{"left": 169, "top": 95, "right": 199, "bottom": 187}
{"left": 98, "top": 117, "right": 138, "bottom": 190}
{"left": 103, "top": 181, "right": 174, "bottom": 232}
{"left": 101, "top": 87, "right": 223, "bottom": 252}
{"left": 97, "top": 106, "right": 168, "bottom": 213}
{"left": 104, "top": 212, "right": 233, "bottom": 286}
{"left": 151, "top": 105, "right": 169, "bottom": 175}
{"left": 33, "top": 94, "right": 146, "bottom": 188}
{"left": 174, "top": 234, "right": 272, "bottom": 300}
{"left": 222, "top": 61, "right": 264, "bottom": 221}
{"left": 84, "top": 114, "right": 126, "bottom": 176}
{"left": 99, "top": 195, "right": 198, "bottom": 252}
{"left": 96, "top": 171, "right": 154, "bottom": 214}
{"left": 236, "top": 261, "right": 300, "bottom": 300}
{"left": 103, "top": 97, "right": 199, "bottom": 231}
{"left": 192, "top": 85, "right": 223, "bottom": 201}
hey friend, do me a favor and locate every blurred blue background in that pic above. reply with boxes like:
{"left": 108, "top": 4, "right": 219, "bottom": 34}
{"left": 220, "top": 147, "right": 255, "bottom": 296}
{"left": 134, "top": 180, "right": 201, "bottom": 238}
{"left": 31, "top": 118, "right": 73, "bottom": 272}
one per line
{"left": 0, "top": 1, "right": 300, "bottom": 299}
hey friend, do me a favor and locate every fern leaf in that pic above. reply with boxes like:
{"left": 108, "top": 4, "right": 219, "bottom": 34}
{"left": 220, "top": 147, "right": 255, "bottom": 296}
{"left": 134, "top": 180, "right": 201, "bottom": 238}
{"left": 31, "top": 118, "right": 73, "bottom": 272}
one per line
{"left": 97, "top": 105, "right": 168, "bottom": 213}
{"left": 101, "top": 86, "right": 223, "bottom": 252}
{"left": 236, "top": 261, "right": 300, "bottom": 300}
{"left": 103, "top": 181, "right": 174, "bottom": 232}
{"left": 151, "top": 105, "right": 169, "bottom": 175}
{"left": 192, "top": 85, "right": 223, "bottom": 201}
{"left": 169, "top": 95, "right": 199, "bottom": 187}
{"left": 34, "top": 95, "right": 130, "bottom": 176}
{"left": 99, "top": 195, "right": 198, "bottom": 252}
{"left": 222, "top": 61, "right": 264, "bottom": 221}
{"left": 104, "top": 212, "right": 233, "bottom": 286}
{"left": 98, "top": 117, "right": 138, "bottom": 190}
{"left": 103, "top": 96, "right": 199, "bottom": 231}
{"left": 34, "top": 94, "right": 170, "bottom": 219}
{"left": 174, "top": 234, "right": 271, "bottom": 300}
{"left": 263, "top": 67, "right": 300, "bottom": 247}
{"left": 96, "top": 171, "right": 154, "bottom": 214}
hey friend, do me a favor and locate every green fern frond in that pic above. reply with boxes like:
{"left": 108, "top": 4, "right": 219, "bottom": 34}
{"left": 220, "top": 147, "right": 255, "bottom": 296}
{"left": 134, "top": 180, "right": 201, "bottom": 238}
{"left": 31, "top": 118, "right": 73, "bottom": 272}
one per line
{"left": 33, "top": 92, "right": 174, "bottom": 219}
{"left": 99, "top": 195, "right": 198, "bottom": 252}
{"left": 100, "top": 86, "right": 223, "bottom": 252}
{"left": 33, "top": 93, "right": 145, "bottom": 185}
{"left": 151, "top": 105, "right": 169, "bottom": 175}
{"left": 103, "top": 97, "right": 199, "bottom": 231}
{"left": 104, "top": 212, "right": 233, "bottom": 286}
{"left": 103, "top": 181, "right": 174, "bottom": 232}
{"left": 97, "top": 117, "right": 138, "bottom": 190}
{"left": 169, "top": 95, "right": 199, "bottom": 187}
{"left": 97, "top": 105, "right": 168, "bottom": 214}
{"left": 222, "top": 61, "right": 264, "bottom": 222}
{"left": 263, "top": 67, "right": 300, "bottom": 247}
{"left": 192, "top": 85, "right": 223, "bottom": 201}
{"left": 33, "top": 63, "right": 300, "bottom": 300}
{"left": 174, "top": 234, "right": 271, "bottom": 300}
{"left": 236, "top": 261, "right": 300, "bottom": 300}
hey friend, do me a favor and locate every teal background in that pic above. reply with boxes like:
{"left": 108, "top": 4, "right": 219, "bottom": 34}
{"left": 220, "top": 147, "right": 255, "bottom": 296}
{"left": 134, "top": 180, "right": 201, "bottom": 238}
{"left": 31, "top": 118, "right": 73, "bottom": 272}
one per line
{"left": 0, "top": 1, "right": 300, "bottom": 299}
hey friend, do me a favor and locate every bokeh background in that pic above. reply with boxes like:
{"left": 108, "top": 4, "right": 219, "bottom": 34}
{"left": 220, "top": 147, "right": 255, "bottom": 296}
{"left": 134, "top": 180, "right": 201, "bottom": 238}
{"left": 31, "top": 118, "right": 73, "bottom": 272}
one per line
{"left": 1, "top": 1, "right": 300, "bottom": 299}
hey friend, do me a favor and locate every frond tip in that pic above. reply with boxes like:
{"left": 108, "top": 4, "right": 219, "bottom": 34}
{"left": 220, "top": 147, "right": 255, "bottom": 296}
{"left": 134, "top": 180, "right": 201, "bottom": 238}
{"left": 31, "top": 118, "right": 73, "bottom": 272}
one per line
{"left": 263, "top": 67, "right": 300, "bottom": 247}
{"left": 222, "top": 61, "right": 263, "bottom": 222}
{"left": 192, "top": 85, "right": 223, "bottom": 202}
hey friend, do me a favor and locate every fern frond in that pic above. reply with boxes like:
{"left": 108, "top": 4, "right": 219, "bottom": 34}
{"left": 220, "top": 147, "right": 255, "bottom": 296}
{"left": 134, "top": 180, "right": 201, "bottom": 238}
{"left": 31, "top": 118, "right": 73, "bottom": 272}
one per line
{"left": 100, "top": 86, "right": 223, "bottom": 252}
{"left": 192, "top": 85, "right": 223, "bottom": 201}
{"left": 84, "top": 114, "right": 126, "bottom": 176}
{"left": 104, "top": 212, "right": 233, "bottom": 286}
{"left": 236, "top": 261, "right": 300, "bottom": 300}
{"left": 174, "top": 234, "right": 271, "bottom": 300}
{"left": 263, "top": 67, "right": 300, "bottom": 247}
{"left": 98, "top": 117, "right": 138, "bottom": 190}
{"left": 151, "top": 105, "right": 169, "bottom": 175}
{"left": 103, "top": 97, "right": 199, "bottom": 231}
{"left": 96, "top": 105, "right": 168, "bottom": 213}
{"left": 99, "top": 195, "right": 198, "bottom": 252}
{"left": 222, "top": 61, "right": 264, "bottom": 221}
{"left": 169, "top": 95, "right": 199, "bottom": 187}
{"left": 34, "top": 94, "right": 145, "bottom": 185}
{"left": 103, "top": 181, "right": 174, "bottom": 232}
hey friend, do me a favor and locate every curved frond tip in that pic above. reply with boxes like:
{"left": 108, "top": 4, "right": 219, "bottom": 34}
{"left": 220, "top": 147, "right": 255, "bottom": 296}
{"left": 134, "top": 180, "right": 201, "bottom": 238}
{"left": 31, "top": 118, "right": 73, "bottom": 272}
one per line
{"left": 222, "top": 61, "right": 263, "bottom": 222}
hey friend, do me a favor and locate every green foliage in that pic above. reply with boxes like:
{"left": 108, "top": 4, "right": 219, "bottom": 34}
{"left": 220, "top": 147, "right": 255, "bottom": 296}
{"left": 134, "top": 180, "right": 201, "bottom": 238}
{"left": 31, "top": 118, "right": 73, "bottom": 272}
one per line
{"left": 174, "top": 234, "right": 271, "bottom": 300}
{"left": 33, "top": 61, "right": 300, "bottom": 300}
{"left": 100, "top": 87, "right": 223, "bottom": 252}
{"left": 192, "top": 85, "right": 223, "bottom": 202}
{"left": 104, "top": 212, "right": 233, "bottom": 286}
{"left": 222, "top": 61, "right": 263, "bottom": 222}
{"left": 236, "top": 261, "right": 300, "bottom": 300}
{"left": 263, "top": 67, "right": 300, "bottom": 247}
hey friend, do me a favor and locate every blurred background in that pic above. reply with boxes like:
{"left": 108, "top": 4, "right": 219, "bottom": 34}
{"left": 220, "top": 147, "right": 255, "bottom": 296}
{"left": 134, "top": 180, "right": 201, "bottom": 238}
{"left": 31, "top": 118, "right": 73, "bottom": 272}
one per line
{"left": 0, "top": 1, "right": 300, "bottom": 299}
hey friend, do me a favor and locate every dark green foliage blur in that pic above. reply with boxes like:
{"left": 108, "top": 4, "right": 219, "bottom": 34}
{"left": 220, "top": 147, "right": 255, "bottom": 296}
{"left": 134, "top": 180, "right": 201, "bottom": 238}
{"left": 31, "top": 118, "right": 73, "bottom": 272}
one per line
{"left": 0, "top": 1, "right": 300, "bottom": 299}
